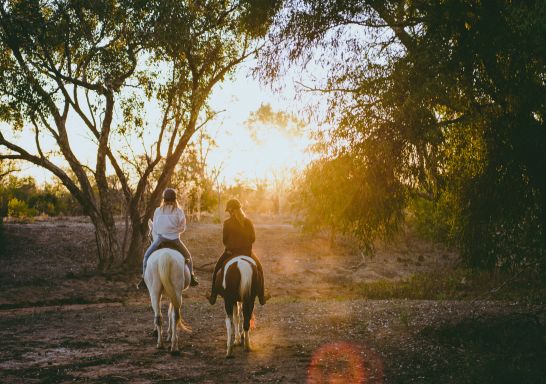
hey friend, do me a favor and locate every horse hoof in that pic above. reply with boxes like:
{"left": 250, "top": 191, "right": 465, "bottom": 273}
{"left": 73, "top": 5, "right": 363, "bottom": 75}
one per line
{"left": 156, "top": 344, "right": 164, "bottom": 349}
{"left": 225, "top": 347, "right": 234, "bottom": 358}
{"left": 170, "top": 349, "right": 180, "bottom": 356}
{"left": 244, "top": 344, "right": 252, "bottom": 352}
{"left": 234, "top": 339, "right": 241, "bottom": 346}
{"left": 151, "top": 329, "right": 158, "bottom": 337}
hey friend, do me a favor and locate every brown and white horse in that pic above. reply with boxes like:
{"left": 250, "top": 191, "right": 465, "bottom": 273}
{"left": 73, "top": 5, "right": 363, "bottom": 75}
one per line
{"left": 145, "top": 220, "right": 191, "bottom": 354}
{"left": 220, "top": 255, "right": 259, "bottom": 358}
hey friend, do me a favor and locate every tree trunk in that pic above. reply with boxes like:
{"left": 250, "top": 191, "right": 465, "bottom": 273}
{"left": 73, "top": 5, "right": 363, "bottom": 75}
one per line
{"left": 124, "top": 217, "right": 149, "bottom": 271}
{"left": 91, "top": 214, "right": 121, "bottom": 272}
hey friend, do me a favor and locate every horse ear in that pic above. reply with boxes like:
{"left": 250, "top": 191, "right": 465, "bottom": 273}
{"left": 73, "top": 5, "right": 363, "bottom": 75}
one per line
{"left": 148, "top": 219, "right": 153, "bottom": 231}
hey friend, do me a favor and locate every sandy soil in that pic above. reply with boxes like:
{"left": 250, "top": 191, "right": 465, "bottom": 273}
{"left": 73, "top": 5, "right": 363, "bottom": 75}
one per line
{"left": 0, "top": 218, "right": 543, "bottom": 383}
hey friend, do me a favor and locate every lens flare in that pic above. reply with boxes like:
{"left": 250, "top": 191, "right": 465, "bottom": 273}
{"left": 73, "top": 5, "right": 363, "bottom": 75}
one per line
{"left": 307, "top": 342, "right": 383, "bottom": 384}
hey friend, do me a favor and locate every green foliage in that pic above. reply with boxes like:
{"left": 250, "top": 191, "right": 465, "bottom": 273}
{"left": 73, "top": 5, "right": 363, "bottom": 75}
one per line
{"left": 408, "top": 197, "right": 455, "bottom": 244}
{"left": 291, "top": 155, "right": 405, "bottom": 251}
{"left": 265, "top": 0, "right": 546, "bottom": 270}
{"left": 7, "top": 197, "right": 36, "bottom": 218}
{"left": 0, "top": 175, "right": 82, "bottom": 218}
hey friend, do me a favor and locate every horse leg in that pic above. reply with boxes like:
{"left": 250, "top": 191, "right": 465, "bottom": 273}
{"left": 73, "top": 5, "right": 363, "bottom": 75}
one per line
{"left": 170, "top": 292, "right": 182, "bottom": 354}
{"left": 237, "top": 302, "right": 244, "bottom": 344}
{"left": 224, "top": 300, "right": 235, "bottom": 358}
{"left": 242, "top": 299, "right": 255, "bottom": 352}
{"left": 234, "top": 302, "right": 242, "bottom": 346}
{"left": 166, "top": 303, "right": 172, "bottom": 342}
{"left": 149, "top": 288, "right": 163, "bottom": 349}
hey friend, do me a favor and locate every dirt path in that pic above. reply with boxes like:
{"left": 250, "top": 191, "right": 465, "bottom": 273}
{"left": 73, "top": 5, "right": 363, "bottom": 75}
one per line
{"left": 0, "top": 219, "right": 544, "bottom": 383}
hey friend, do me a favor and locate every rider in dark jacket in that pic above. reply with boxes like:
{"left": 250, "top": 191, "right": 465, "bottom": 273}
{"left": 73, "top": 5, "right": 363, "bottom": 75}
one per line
{"left": 208, "top": 198, "right": 266, "bottom": 305}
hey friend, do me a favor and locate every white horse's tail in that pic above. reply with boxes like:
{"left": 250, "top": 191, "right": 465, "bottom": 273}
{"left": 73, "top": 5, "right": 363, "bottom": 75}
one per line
{"left": 158, "top": 253, "right": 191, "bottom": 332}
{"left": 238, "top": 260, "right": 254, "bottom": 301}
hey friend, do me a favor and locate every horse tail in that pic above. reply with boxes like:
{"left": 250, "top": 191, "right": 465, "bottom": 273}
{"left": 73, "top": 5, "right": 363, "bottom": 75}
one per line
{"left": 174, "top": 305, "right": 191, "bottom": 332}
{"left": 158, "top": 252, "right": 191, "bottom": 332}
{"left": 238, "top": 260, "right": 254, "bottom": 301}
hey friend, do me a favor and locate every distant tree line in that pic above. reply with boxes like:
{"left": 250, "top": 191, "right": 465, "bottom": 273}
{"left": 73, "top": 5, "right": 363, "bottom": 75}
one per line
{"left": 0, "top": 176, "right": 82, "bottom": 220}
{"left": 0, "top": 169, "right": 289, "bottom": 222}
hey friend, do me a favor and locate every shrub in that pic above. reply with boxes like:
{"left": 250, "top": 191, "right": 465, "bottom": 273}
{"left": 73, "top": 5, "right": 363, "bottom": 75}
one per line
{"left": 8, "top": 198, "right": 37, "bottom": 218}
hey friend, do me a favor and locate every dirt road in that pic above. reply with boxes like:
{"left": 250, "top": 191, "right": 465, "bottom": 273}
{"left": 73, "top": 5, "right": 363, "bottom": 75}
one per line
{"left": 0, "top": 218, "right": 543, "bottom": 383}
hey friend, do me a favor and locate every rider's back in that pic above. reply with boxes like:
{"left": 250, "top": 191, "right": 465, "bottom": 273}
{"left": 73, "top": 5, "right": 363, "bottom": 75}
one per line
{"left": 223, "top": 216, "right": 255, "bottom": 256}
{"left": 153, "top": 206, "right": 186, "bottom": 240}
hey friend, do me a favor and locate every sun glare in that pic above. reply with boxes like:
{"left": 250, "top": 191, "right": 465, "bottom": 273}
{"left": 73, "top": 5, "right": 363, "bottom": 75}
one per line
{"left": 209, "top": 122, "right": 312, "bottom": 184}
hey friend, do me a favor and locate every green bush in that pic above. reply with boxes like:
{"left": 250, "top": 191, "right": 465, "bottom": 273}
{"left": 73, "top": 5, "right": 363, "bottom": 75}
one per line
{"left": 8, "top": 197, "right": 37, "bottom": 218}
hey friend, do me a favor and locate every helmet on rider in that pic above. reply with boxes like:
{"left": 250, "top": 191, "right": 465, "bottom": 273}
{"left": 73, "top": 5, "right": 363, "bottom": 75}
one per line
{"left": 225, "top": 198, "right": 241, "bottom": 212}
{"left": 163, "top": 188, "right": 177, "bottom": 202}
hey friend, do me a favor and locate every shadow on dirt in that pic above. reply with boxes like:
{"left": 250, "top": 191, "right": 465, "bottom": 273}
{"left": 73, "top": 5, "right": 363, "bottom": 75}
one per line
{"left": 417, "top": 313, "right": 546, "bottom": 383}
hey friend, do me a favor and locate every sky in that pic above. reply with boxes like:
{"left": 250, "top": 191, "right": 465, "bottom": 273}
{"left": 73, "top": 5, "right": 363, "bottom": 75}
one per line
{"left": 197, "top": 60, "right": 315, "bottom": 186}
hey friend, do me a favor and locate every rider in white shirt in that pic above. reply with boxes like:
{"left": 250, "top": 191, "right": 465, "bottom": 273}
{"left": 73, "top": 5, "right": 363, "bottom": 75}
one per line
{"left": 142, "top": 188, "right": 198, "bottom": 286}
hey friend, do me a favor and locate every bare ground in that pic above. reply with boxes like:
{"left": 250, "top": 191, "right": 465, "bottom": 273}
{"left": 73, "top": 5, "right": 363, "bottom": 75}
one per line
{"left": 0, "top": 218, "right": 544, "bottom": 383}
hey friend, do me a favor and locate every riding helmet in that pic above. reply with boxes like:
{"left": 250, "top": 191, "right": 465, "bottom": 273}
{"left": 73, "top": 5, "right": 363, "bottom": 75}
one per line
{"left": 163, "top": 188, "right": 177, "bottom": 202}
{"left": 225, "top": 198, "right": 242, "bottom": 212}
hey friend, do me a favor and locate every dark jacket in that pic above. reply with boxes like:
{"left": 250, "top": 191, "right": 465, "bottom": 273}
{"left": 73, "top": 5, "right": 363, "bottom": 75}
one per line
{"left": 223, "top": 216, "right": 255, "bottom": 256}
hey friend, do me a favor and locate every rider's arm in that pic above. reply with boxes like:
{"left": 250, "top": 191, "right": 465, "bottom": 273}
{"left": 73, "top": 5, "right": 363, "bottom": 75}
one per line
{"left": 222, "top": 221, "right": 229, "bottom": 247}
{"left": 248, "top": 219, "right": 256, "bottom": 244}
{"left": 176, "top": 208, "right": 187, "bottom": 234}
{"left": 151, "top": 207, "right": 160, "bottom": 237}
{"left": 223, "top": 221, "right": 234, "bottom": 255}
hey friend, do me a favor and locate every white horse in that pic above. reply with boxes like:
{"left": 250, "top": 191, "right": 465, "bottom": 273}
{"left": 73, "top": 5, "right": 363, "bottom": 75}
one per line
{"left": 144, "top": 220, "right": 191, "bottom": 353}
{"left": 217, "top": 256, "right": 259, "bottom": 358}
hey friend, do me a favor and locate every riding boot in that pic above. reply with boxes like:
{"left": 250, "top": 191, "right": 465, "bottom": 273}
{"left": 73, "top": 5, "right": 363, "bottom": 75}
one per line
{"left": 258, "top": 274, "right": 266, "bottom": 305}
{"left": 190, "top": 274, "right": 199, "bottom": 287}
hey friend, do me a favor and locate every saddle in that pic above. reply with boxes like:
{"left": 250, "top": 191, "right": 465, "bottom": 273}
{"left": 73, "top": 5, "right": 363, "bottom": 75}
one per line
{"left": 157, "top": 240, "right": 188, "bottom": 260}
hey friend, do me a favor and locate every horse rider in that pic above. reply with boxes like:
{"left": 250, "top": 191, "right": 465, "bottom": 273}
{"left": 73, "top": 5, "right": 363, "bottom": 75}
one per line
{"left": 142, "top": 188, "right": 199, "bottom": 287}
{"left": 208, "top": 198, "right": 266, "bottom": 305}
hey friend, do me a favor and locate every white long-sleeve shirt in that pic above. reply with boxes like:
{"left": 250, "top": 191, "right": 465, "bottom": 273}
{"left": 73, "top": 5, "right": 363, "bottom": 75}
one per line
{"left": 152, "top": 206, "right": 187, "bottom": 240}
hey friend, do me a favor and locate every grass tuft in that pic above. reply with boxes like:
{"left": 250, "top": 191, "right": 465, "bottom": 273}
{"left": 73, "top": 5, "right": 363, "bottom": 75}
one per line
{"left": 353, "top": 268, "right": 545, "bottom": 302}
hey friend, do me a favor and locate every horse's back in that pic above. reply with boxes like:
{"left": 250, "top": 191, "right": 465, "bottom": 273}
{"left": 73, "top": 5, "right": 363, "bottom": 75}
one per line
{"left": 145, "top": 248, "right": 190, "bottom": 291}
{"left": 223, "top": 256, "right": 257, "bottom": 302}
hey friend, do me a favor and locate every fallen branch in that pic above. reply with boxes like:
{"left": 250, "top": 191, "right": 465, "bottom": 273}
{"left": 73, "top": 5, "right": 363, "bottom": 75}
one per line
{"left": 350, "top": 251, "right": 367, "bottom": 271}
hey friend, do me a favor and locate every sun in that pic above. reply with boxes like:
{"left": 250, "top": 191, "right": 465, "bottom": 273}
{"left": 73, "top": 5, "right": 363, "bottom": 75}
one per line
{"left": 208, "top": 122, "right": 312, "bottom": 184}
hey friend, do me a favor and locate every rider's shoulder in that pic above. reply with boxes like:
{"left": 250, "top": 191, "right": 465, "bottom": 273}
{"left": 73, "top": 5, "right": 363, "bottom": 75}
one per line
{"left": 224, "top": 216, "right": 238, "bottom": 226}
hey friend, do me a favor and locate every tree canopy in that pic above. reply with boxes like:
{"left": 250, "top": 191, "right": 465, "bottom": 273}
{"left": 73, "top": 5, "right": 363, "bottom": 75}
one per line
{"left": 264, "top": 0, "right": 546, "bottom": 270}
{"left": 0, "top": 0, "right": 279, "bottom": 270}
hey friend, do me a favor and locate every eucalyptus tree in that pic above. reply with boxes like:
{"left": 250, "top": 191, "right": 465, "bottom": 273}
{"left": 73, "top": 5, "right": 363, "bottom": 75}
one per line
{"left": 264, "top": 0, "right": 546, "bottom": 269}
{"left": 0, "top": 0, "right": 279, "bottom": 270}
